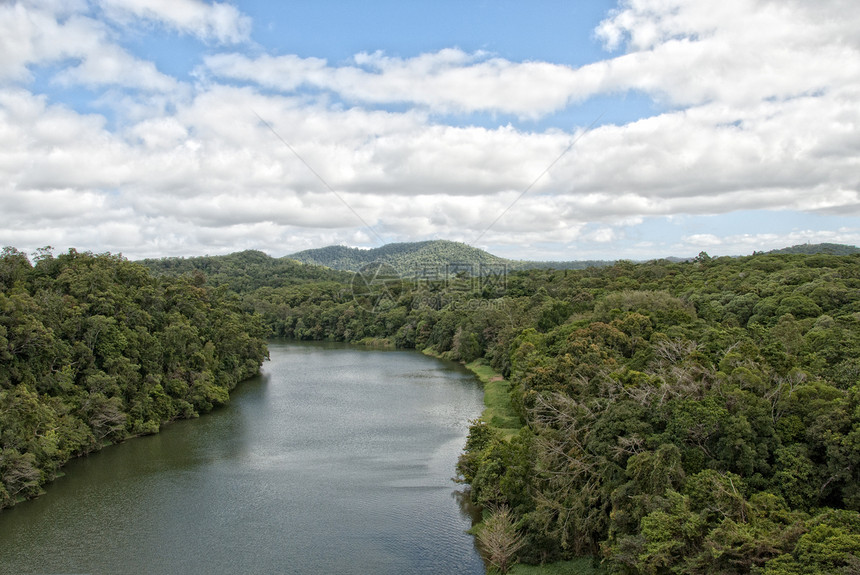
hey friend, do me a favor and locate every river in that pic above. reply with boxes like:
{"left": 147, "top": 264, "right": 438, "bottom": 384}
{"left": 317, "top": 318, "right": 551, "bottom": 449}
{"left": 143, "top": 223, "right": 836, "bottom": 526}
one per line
{"left": 0, "top": 341, "right": 487, "bottom": 574}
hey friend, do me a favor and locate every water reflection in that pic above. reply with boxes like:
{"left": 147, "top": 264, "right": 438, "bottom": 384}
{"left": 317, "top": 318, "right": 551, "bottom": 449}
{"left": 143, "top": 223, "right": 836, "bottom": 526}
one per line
{"left": 0, "top": 340, "right": 486, "bottom": 575}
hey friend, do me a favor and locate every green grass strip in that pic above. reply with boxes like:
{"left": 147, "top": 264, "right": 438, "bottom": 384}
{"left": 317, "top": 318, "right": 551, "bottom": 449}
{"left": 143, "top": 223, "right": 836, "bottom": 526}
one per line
{"left": 426, "top": 351, "right": 603, "bottom": 575}
{"left": 464, "top": 360, "right": 606, "bottom": 575}
{"left": 464, "top": 359, "right": 522, "bottom": 439}
{"left": 509, "top": 558, "right": 607, "bottom": 575}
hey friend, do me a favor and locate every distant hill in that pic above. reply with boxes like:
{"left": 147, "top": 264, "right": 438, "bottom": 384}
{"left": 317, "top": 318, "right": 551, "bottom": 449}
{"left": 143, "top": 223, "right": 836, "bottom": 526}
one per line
{"left": 288, "top": 239, "right": 621, "bottom": 275}
{"left": 288, "top": 240, "right": 511, "bottom": 274}
{"left": 760, "top": 243, "right": 859, "bottom": 256}
{"left": 140, "top": 241, "right": 860, "bottom": 286}
{"left": 139, "top": 241, "right": 616, "bottom": 285}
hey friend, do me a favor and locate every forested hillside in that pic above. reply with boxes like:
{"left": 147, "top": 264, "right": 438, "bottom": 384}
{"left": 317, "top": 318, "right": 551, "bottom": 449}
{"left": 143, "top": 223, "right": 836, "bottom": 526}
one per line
{"left": 186, "top": 249, "right": 858, "bottom": 574}
{"left": 763, "top": 243, "right": 860, "bottom": 256}
{"left": 288, "top": 240, "right": 857, "bottom": 274}
{"left": 288, "top": 239, "right": 615, "bottom": 273}
{"left": 288, "top": 240, "right": 510, "bottom": 273}
{"left": 0, "top": 248, "right": 267, "bottom": 509}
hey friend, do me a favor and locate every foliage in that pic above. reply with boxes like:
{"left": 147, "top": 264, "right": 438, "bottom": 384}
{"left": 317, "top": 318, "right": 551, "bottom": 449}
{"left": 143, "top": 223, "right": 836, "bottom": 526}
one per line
{"left": 478, "top": 504, "right": 527, "bottom": 573}
{"left": 0, "top": 247, "right": 267, "bottom": 509}
{"left": 464, "top": 359, "right": 522, "bottom": 436}
{"left": 762, "top": 243, "right": 860, "bottom": 256}
{"left": 11, "top": 241, "right": 860, "bottom": 570}
{"left": 288, "top": 240, "right": 511, "bottom": 274}
{"left": 184, "top": 248, "right": 860, "bottom": 574}
{"left": 509, "top": 558, "right": 606, "bottom": 575}
{"left": 140, "top": 249, "right": 352, "bottom": 292}
{"left": 288, "top": 239, "right": 616, "bottom": 274}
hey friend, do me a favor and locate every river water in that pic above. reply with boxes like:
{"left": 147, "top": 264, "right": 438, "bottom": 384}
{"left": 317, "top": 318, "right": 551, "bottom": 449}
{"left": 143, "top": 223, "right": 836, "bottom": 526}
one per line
{"left": 0, "top": 341, "right": 487, "bottom": 574}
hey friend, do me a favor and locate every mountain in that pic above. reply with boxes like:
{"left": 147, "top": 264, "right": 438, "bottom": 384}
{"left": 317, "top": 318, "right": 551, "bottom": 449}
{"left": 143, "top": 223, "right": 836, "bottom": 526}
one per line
{"left": 141, "top": 241, "right": 860, "bottom": 285}
{"left": 760, "top": 242, "right": 860, "bottom": 256}
{"left": 140, "top": 241, "right": 615, "bottom": 284}
{"left": 287, "top": 239, "right": 622, "bottom": 275}
{"left": 288, "top": 240, "right": 511, "bottom": 274}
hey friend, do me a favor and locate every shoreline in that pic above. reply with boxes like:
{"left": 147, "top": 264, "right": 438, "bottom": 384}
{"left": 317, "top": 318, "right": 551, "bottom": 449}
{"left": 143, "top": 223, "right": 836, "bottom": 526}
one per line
{"left": 424, "top": 348, "right": 605, "bottom": 575}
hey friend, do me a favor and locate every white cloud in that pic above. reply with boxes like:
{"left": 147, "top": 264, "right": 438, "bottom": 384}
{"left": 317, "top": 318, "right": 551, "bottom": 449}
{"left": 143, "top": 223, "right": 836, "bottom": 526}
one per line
{"left": 0, "top": 1, "right": 181, "bottom": 92}
{"left": 0, "top": 4, "right": 99, "bottom": 81}
{"left": 99, "top": 0, "right": 251, "bottom": 44}
{"left": 203, "top": 50, "right": 591, "bottom": 118}
{"left": 593, "top": 0, "right": 860, "bottom": 108}
{"left": 54, "top": 43, "right": 180, "bottom": 92}
{"left": 128, "top": 117, "right": 189, "bottom": 149}
{"left": 679, "top": 227, "right": 860, "bottom": 257}
{"left": 2, "top": 0, "right": 859, "bottom": 260}
{"left": 203, "top": 1, "right": 860, "bottom": 121}
{"left": 684, "top": 233, "right": 722, "bottom": 247}
{"left": 0, "top": 90, "right": 132, "bottom": 190}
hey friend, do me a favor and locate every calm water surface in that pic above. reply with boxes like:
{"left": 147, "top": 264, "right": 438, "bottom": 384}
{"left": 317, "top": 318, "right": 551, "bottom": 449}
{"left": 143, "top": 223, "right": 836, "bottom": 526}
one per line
{"left": 0, "top": 341, "right": 486, "bottom": 574}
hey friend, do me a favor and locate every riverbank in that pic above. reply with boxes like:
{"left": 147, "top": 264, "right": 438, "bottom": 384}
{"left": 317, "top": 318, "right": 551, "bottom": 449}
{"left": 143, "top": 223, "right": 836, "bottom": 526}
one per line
{"left": 418, "top": 350, "right": 519, "bottom": 436}
{"left": 433, "top": 351, "right": 606, "bottom": 575}
{"left": 462, "top": 359, "right": 521, "bottom": 439}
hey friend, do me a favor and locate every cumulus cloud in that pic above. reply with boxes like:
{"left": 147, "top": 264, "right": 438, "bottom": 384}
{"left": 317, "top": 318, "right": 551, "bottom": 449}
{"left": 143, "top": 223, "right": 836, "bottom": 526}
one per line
{"left": 593, "top": 0, "right": 860, "bottom": 108}
{"left": 204, "top": 1, "right": 860, "bottom": 118}
{"left": 99, "top": 0, "right": 251, "bottom": 44}
{"left": 0, "top": 1, "right": 181, "bottom": 92}
{"left": 202, "top": 49, "right": 595, "bottom": 118}
{"left": 54, "top": 43, "right": 180, "bottom": 92}
{"left": 679, "top": 228, "right": 860, "bottom": 257}
{"left": 1, "top": 0, "right": 859, "bottom": 259}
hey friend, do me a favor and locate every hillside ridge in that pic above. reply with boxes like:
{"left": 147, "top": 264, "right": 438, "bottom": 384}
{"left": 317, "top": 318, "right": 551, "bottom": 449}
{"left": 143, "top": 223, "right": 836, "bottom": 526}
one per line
{"left": 287, "top": 240, "right": 507, "bottom": 273}
{"left": 762, "top": 242, "right": 860, "bottom": 255}
{"left": 139, "top": 240, "right": 860, "bottom": 279}
{"left": 288, "top": 239, "right": 859, "bottom": 273}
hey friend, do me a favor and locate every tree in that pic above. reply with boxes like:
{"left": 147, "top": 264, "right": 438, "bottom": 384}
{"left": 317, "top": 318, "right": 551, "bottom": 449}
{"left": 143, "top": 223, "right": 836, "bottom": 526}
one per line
{"left": 0, "top": 249, "right": 268, "bottom": 510}
{"left": 477, "top": 505, "right": 525, "bottom": 574}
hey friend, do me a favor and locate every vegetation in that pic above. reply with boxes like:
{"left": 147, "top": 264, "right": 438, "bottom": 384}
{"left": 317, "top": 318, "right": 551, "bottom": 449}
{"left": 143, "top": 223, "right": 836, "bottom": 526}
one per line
{"left": 477, "top": 504, "right": 527, "bottom": 573}
{"left": 292, "top": 240, "right": 860, "bottom": 277}
{"left": 0, "top": 247, "right": 267, "bottom": 509}
{"left": 141, "top": 249, "right": 352, "bottom": 290}
{"left": 509, "top": 558, "right": 607, "bottom": 575}
{"left": 7, "top": 240, "right": 860, "bottom": 574}
{"left": 288, "top": 239, "right": 615, "bottom": 274}
{"left": 462, "top": 359, "right": 521, "bottom": 438}
{"left": 288, "top": 240, "right": 511, "bottom": 274}
{"left": 762, "top": 243, "right": 860, "bottom": 256}
{"left": 155, "top": 247, "right": 859, "bottom": 574}
{"left": 288, "top": 240, "right": 858, "bottom": 274}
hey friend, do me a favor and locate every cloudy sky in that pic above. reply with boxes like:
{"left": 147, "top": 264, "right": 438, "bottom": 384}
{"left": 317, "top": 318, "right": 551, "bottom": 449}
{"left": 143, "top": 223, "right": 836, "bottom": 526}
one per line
{"left": 2, "top": 0, "right": 859, "bottom": 261}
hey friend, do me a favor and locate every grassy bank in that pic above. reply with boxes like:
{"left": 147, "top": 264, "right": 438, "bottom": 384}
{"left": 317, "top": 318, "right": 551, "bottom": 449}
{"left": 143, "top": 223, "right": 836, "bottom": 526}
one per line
{"left": 509, "top": 558, "right": 606, "bottom": 575}
{"left": 453, "top": 357, "right": 605, "bottom": 575}
{"left": 463, "top": 359, "right": 522, "bottom": 438}
{"left": 420, "top": 348, "right": 521, "bottom": 435}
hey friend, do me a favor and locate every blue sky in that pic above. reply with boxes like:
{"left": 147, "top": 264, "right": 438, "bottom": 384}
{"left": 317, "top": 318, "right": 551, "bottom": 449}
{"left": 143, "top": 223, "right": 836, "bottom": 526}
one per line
{"left": 1, "top": 0, "right": 859, "bottom": 260}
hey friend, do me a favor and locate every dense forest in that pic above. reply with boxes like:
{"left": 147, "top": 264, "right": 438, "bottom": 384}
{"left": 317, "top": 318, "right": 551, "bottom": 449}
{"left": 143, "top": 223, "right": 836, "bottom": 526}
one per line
{"left": 144, "top": 247, "right": 860, "bottom": 574}
{"left": 141, "top": 249, "right": 352, "bottom": 291}
{"left": 763, "top": 243, "right": 860, "bottom": 256}
{"left": 287, "top": 240, "right": 510, "bottom": 273}
{"left": 0, "top": 247, "right": 268, "bottom": 510}
{"left": 287, "top": 239, "right": 614, "bottom": 274}
{"left": 5, "top": 242, "right": 860, "bottom": 574}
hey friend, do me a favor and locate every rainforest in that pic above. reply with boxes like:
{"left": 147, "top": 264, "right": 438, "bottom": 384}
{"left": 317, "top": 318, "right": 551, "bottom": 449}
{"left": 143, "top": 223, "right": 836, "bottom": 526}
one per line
{"left": 0, "top": 247, "right": 268, "bottom": 509}
{"left": 2, "top": 242, "right": 860, "bottom": 574}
